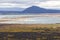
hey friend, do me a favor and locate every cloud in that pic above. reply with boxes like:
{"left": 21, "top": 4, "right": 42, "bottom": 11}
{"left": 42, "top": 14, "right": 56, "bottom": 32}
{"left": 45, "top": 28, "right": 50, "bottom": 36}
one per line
{"left": 37, "top": 1, "right": 60, "bottom": 7}
{"left": 0, "top": 3, "right": 32, "bottom": 8}
{"left": 0, "top": 0, "right": 34, "bottom": 8}
{"left": 0, "top": 0, "right": 60, "bottom": 9}
{"left": 0, "top": 0, "right": 33, "bottom": 4}
{"left": 35, "top": 1, "right": 60, "bottom": 9}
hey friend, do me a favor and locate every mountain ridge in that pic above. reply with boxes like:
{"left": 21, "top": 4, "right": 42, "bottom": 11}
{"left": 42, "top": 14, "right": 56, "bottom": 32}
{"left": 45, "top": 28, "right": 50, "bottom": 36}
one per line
{"left": 0, "top": 6, "right": 60, "bottom": 14}
{"left": 0, "top": 8, "right": 24, "bottom": 11}
{"left": 21, "top": 6, "right": 60, "bottom": 13}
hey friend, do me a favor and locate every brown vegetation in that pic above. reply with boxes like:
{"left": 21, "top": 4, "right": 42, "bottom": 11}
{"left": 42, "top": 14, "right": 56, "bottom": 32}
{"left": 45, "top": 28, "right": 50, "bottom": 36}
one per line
{"left": 0, "top": 24, "right": 60, "bottom": 32}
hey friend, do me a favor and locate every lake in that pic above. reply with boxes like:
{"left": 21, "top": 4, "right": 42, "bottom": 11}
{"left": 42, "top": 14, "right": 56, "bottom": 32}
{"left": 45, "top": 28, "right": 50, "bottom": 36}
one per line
{"left": 0, "top": 14, "right": 60, "bottom": 24}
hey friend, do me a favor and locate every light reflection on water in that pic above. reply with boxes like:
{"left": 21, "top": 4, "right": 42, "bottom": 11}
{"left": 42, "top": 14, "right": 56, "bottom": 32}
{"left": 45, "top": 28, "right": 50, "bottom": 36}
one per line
{"left": 0, "top": 15, "right": 60, "bottom": 24}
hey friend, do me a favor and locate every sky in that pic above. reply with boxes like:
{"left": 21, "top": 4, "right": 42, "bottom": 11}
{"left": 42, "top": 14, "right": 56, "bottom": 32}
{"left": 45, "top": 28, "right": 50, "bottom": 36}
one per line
{"left": 0, "top": 0, "right": 60, "bottom": 9}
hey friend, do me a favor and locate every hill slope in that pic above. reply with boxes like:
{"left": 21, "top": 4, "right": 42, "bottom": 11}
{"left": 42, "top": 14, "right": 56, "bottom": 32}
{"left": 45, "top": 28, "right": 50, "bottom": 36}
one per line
{"left": 22, "top": 6, "right": 60, "bottom": 13}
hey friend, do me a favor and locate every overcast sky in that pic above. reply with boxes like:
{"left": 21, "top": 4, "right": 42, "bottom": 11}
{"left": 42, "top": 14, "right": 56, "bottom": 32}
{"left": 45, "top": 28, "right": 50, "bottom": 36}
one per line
{"left": 0, "top": 0, "right": 60, "bottom": 9}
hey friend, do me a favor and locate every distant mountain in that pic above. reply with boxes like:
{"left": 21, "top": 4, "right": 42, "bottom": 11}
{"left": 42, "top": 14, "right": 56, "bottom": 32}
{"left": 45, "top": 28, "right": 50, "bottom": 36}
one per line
{"left": 0, "top": 8, "right": 24, "bottom": 11}
{"left": 0, "top": 6, "right": 60, "bottom": 15}
{"left": 21, "top": 6, "right": 60, "bottom": 13}
{"left": 0, "top": 8, "right": 25, "bottom": 14}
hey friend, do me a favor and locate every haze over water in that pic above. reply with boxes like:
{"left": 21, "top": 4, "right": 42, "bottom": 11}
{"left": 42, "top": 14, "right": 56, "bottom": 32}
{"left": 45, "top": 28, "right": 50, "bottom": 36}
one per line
{"left": 0, "top": 13, "right": 60, "bottom": 24}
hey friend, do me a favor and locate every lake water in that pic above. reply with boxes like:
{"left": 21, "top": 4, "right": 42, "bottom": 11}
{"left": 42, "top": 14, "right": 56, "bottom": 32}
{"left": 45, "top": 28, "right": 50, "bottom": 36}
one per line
{"left": 0, "top": 14, "right": 60, "bottom": 24}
